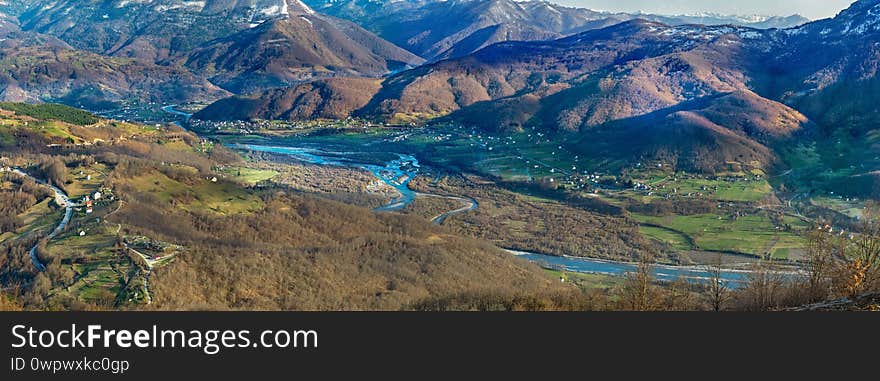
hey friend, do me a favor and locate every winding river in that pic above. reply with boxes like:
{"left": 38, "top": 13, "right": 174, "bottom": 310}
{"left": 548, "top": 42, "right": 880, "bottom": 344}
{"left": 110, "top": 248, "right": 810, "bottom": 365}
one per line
{"left": 162, "top": 106, "right": 790, "bottom": 287}
{"left": 161, "top": 105, "right": 193, "bottom": 123}
{"left": 235, "top": 143, "right": 765, "bottom": 287}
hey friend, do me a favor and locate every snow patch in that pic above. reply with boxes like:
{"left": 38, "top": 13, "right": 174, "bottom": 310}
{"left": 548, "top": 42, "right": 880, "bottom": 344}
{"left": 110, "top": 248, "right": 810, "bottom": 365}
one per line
{"left": 650, "top": 25, "right": 739, "bottom": 42}
{"left": 737, "top": 30, "right": 763, "bottom": 40}
{"left": 116, "top": 0, "right": 148, "bottom": 8}
{"left": 260, "top": 5, "right": 283, "bottom": 16}
{"left": 290, "top": 0, "right": 315, "bottom": 15}
{"left": 155, "top": 1, "right": 206, "bottom": 13}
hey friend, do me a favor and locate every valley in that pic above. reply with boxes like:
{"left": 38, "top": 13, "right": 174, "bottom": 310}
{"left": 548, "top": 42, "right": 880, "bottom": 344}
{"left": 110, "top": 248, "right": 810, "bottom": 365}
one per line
{"left": 175, "top": 108, "right": 828, "bottom": 270}
{"left": 2, "top": 0, "right": 880, "bottom": 311}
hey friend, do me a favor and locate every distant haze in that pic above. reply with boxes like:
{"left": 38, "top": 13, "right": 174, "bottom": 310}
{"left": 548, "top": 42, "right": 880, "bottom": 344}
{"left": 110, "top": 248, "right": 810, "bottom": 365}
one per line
{"left": 554, "top": 0, "right": 857, "bottom": 20}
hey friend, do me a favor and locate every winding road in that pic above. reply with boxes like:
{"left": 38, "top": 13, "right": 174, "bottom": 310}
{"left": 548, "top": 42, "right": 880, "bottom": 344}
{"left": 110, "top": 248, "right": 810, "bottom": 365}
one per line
{"left": 9, "top": 169, "right": 76, "bottom": 272}
{"left": 416, "top": 193, "right": 479, "bottom": 225}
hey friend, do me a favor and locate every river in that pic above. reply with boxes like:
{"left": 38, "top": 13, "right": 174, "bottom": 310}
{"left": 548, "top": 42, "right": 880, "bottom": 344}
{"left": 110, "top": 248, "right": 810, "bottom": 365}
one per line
{"left": 161, "top": 105, "right": 193, "bottom": 123}
{"left": 508, "top": 250, "right": 768, "bottom": 288}
{"left": 235, "top": 144, "right": 421, "bottom": 211}
{"left": 161, "top": 106, "right": 786, "bottom": 287}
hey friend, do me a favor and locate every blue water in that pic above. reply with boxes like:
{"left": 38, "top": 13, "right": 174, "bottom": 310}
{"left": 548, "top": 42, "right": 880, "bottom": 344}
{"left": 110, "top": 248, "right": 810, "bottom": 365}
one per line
{"left": 512, "top": 251, "right": 755, "bottom": 288}
{"left": 162, "top": 105, "right": 192, "bottom": 122}
{"left": 235, "top": 144, "right": 419, "bottom": 211}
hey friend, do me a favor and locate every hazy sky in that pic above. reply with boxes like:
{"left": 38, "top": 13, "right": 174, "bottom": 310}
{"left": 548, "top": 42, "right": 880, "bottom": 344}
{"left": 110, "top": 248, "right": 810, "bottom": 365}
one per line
{"left": 554, "top": 0, "right": 857, "bottom": 20}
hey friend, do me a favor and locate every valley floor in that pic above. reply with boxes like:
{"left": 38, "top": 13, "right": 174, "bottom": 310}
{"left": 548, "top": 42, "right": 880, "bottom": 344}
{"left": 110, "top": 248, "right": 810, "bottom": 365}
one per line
{"left": 207, "top": 120, "right": 836, "bottom": 269}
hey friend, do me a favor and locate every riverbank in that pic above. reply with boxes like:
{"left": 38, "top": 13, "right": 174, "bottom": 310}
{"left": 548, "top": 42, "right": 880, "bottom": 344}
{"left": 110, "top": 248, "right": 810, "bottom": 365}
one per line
{"left": 509, "top": 249, "right": 802, "bottom": 288}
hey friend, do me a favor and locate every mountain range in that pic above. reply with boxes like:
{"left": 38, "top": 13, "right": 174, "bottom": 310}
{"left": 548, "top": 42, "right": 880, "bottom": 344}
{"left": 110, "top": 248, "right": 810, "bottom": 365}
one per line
{"left": 0, "top": 0, "right": 809, "bottom": 100}
{"left": 0, "top": 0, "right": 422, "bottom": 98}
{"left": 197, "top": 0, "right": 880, "bottom": 177}
{"left": 301, "top": 0, "right": 809, "bottom": 61}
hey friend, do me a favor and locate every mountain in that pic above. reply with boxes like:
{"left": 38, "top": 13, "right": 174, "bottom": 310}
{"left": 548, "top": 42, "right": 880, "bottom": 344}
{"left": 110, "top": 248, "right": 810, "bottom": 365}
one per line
{"left": 359, "top": 21, "right": 764, "bottom": 123}
{"left": 0, "top": 28, "right": 227, "bottom": 108}
{"left": 355, "top": 0, "right": 880, "bottom": 175}
{"left": 760, "top": 0, "right": 880, "bottom": 135}
{"left": 194, "top": 77, "right": 382, "bottom": 120}
{"left": 184, "top": 12, "right": 422, "bottom": 93}
{"left": 7, "top": 0, "right": 422, "bottom": 92}
{"left": 9, "top": 0, "right": 313, "bottom": 62}
{"left": 357, "top": 20, "right": 812, "bottom": 171}
{"left": 3, "top": 0, "right": 421, "bottom": 95}
{"left": 574, "top": 91, "right": 809, "bottom": 172}
{"left": 303, "top": 0, "right": 809, "bottom": 60}
{"left": 658, "top": 12, "right": 810, "bottom": 30}
{"left": 0, "top": 14, "right": 16, "bottom": 36}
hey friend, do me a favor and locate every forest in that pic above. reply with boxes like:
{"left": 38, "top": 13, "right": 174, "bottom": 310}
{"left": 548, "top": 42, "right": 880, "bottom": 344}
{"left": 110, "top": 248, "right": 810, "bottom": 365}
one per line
{"left": 0, "top": 103, "right": 566, "bottom": 310}
{"left": 1, "top": 103, "right": 879, "bottom": 311}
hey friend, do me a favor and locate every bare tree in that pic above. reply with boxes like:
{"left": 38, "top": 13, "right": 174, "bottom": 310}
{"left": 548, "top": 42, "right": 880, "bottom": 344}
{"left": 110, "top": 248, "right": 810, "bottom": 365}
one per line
{"left": 620, "top": 253, "right": 658, "bottom": 311}
{"left": 805, "top": 228, "right": 834, "bottom": 303}
{"left": 40, "top": 158, "right": 67, "bottom": 188}
{"left": 664, "top": 277, "right": 695, "bottom": 311}
{"left": 705, "top": 254, "right": 731, "bottom": 311}
{"left": 738, "top": 260, "right": 786, "bottom": 311}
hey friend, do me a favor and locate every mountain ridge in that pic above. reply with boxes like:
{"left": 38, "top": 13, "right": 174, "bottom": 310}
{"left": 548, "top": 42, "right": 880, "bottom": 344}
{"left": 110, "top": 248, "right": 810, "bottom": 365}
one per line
{"left": 302, "top": 0, "right": 809, "bottom": 60}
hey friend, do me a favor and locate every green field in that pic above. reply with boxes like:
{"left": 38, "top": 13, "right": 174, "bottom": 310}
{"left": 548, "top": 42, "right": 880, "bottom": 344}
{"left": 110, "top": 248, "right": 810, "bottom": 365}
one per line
{"left": 125, "top": 171, "right": 264, "bottom": 215}
{"left": 46, "top": 221, "right": 140, "bottom": 307}
{"left": 632, "top": 213, "right": 807, "bottom": 259}
{"left": 221, "top": 167, "right": 279, "bottom": 185}
{"left": 811, "top": 196, "right": 865, "bottom": 219}
{"left": 0, "top": 102, "right": 100, "bottom": 125}
{"left": 639, "top": 225, "right": 694, "bottom": 251}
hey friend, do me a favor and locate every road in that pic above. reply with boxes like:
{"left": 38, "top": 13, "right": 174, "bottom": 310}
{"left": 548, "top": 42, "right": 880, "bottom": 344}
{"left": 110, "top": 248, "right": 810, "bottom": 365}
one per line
{"left": 415, "top": 193, "right": 479, "bottom": 225}
{"left": 124, "top": 244, "right": 155, "bottom": 305}
{"left": 10, "top": 169, "right": 76, "bottom": 272}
